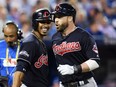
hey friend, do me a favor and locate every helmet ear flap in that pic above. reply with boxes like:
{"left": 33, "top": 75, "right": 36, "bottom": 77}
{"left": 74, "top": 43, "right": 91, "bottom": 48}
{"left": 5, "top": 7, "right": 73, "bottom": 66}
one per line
{"left": 32, "top": 19, "right": 38, "bottom": 30}
{"left": 32, "top": 13, "right": 38, "bottom": 30}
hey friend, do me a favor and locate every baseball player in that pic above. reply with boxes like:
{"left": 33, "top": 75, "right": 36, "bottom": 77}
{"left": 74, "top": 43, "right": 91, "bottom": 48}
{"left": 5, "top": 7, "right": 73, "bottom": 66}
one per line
{"left": 52, "top": 3, "right": 100, "bottom": 87}
{"left": 12, "top": 8, "right": 52, "bottom": 87}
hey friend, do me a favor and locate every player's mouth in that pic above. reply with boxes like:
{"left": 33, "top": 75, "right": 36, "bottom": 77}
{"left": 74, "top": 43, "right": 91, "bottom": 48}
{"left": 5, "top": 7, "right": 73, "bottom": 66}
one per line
{"left": 55, "top": 23, "right": 58, "bottom": 26}
{"left": 55, "top": 24, "right": 59, "bottom": 29}
{"left": 42, "top": 27, "right": 49, "bottom": 33}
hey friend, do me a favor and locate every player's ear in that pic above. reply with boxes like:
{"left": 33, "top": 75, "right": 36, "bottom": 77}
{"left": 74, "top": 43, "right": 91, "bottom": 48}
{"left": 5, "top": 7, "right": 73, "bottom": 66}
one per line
{"left": 68, "top": 16, "right": 73, "bottom": 22}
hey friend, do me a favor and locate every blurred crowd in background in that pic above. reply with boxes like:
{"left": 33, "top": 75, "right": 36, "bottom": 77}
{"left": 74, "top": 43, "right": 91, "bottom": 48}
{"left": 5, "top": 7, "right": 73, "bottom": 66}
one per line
{"left": 0, "top": 0, "right": 116, "bottom": 45}
{"left": 0, "top": 0, "right": 116, "bottom": 87}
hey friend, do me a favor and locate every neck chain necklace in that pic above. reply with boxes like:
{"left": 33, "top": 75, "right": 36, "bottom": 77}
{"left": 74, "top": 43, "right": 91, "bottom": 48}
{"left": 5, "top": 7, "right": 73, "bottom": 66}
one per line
{"left": 32, "top": 31, "right": 44, "bottom": 43}
{"left": 32, "top": 32, "right": 47, "bottom": 53}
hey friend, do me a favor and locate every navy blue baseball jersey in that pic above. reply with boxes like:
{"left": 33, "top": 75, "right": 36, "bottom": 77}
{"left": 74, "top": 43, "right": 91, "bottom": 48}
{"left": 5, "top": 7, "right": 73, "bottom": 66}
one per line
{"left": 52, "top": 27, "right": 100, "bottom": 83}
{"left": 16, "top": 33, "right": 49, "bottom": 87}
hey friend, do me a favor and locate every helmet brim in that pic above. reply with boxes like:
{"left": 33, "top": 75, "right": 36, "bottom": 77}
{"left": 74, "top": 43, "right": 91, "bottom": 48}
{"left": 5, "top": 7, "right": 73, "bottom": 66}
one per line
{"left": 52, "top": 11, "right": 67, "bottom": 18}
{"left": 36, "top": 18, "right": 52, "bottom": 22}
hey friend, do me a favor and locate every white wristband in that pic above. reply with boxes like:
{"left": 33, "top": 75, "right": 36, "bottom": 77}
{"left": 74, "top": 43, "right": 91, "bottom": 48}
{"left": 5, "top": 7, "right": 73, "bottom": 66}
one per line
{"left": 85, "top": 59, "right": 99, "bottom": 71}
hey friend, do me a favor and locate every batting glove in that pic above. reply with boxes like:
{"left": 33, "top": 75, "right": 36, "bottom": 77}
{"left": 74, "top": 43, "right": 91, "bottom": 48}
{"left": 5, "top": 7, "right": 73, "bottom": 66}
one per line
{"left": 57, "top": 65, "right": 74, "bottom": 75}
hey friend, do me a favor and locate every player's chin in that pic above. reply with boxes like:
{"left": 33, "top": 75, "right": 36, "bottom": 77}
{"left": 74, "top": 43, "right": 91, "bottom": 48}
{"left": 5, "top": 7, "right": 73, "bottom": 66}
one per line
{"left": 57, "top": 28, "right": 63, "bottom": 32}
{"left": 7, "top": 42, "right": 14, "bottom": 47}
{"left": 56, "top": 27, "right": 60, "bottom": 31}
{"left": 42, "top": 33, "right": 47, "bottom": 36}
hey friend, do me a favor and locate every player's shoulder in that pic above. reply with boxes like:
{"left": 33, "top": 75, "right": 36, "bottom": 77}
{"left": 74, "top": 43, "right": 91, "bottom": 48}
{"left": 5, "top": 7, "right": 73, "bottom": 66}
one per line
{"left": 0, "top": 40, "right": 7, "bottom": 47}
{"left": 22, "top": 33, "right": 36, "bottom": 43}
{"left": 0, "top": 40, "right": 7, "bottom": 54}
{"left": 0, "top": 40, "right": 6, "bottom": 44}
{"left": 76, "top": 27, "right": 92, "bottom": 37}
{"left": 22, "top": 33, "right": 41, "bottom": 47}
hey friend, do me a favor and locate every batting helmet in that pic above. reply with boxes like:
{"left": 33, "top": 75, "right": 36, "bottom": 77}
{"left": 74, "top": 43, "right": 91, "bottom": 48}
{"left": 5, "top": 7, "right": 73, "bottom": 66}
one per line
{"left": 32, "top": 8, "right": 52, "bottom": 30}
{"left": 52, "top": 3, "right": 76, "bottom": 17}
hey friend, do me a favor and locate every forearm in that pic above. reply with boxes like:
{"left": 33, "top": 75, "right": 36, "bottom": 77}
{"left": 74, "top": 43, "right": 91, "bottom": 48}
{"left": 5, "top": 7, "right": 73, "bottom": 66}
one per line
{"left": 81, "top": 62, "right": 91, "bottom": 73}
{"left": 74, "top": 59, "right": 100, "bottom": 73}
{"left": 57, "top": 59, "right": 100, "bottom": 75}
{"left": 12, "top": 71, "right": 24, "bottom": 87}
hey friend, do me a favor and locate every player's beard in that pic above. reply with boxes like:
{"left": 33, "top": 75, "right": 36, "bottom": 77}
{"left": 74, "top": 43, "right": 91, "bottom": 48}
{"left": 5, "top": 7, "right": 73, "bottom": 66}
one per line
{"left": 57, "top": 21, "right": 68, "bottom": 32}
{"left": 7, "top": 41, "right": 17, "bottom": 47}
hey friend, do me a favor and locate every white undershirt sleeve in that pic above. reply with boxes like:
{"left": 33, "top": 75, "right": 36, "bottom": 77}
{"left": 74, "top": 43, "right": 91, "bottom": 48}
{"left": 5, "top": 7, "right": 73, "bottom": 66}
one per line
{"left": 85, "top": 59, "right": 99, "bottom": 71}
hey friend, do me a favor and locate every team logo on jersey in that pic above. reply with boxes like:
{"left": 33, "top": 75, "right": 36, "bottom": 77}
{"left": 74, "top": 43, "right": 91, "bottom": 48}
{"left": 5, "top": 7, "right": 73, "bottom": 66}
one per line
{"left": 52, "top": 42, "right": 81, "bottom": 56}
{"left": 34, "top": 54, "right": 48, "bottom": 68}
{"left": 92, "top": 44, "right": 98, "bottom": 54}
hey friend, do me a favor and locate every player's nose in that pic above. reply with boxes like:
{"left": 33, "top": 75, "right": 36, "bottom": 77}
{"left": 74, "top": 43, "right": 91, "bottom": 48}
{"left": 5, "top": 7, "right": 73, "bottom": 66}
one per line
{"left": 55, "top": 18, "right": 59, "bottom": 23}
{"left": 6, "top": 37, "right": 12, "bottom": 42}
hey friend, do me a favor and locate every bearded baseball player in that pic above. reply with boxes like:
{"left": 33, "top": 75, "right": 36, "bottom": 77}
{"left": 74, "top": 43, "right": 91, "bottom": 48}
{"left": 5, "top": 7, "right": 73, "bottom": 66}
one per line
{"left": 12, "top": 8, "right": 52, "bottom": 87}
{"left": 52, "top": 3, "right": 100, "bottom": 87}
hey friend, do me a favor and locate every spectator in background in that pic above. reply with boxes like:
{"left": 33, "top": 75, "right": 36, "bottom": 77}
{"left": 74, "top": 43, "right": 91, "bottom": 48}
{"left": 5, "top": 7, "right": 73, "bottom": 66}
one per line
{"left": 21, "top": 21, "right": 31, "bottom": 39}
{"left": 111, "top": 2, "right": 116, "bottom": 30}
{"left": 18, "top": 12, "right": 29, "bottom": 28}
{"left": 79, "top": 0, "right": 91, "bottom": 11}
{"left": 87, "top": 7, "right": 100, "bottom": 24}
{"left": 7, "top": 4, "right": 20, "bottom": 24}
{"left": 98, "top": 16, "right": 116, "bottom": 44}
{"left": 0, "top": 4, "right": 8, "bottom": 40}
{"left": 86, "top": 20, "right": 104, "bottom": 45}
{"left": 103, "top": 5, "right": 114, "bottom": 25}
{"left": 6, "top": 0, "right": 11, "bottom": 13}
{"left": 76, "top": 9, "right": 89, "bottom": 29}
{"left": 20, "top": 0, "right": 32, "bottom": 17}
{"left": 0, "top": 21, "right": 22, "bottom": 87}
{"left": 34, "top": 0, "right": 50, "bottom": 11}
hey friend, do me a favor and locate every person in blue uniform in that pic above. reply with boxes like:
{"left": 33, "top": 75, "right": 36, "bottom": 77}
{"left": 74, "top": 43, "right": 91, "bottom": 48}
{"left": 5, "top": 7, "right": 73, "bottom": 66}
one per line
{"left": 0, "top": 21, "right": 22, "bottom": 87}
